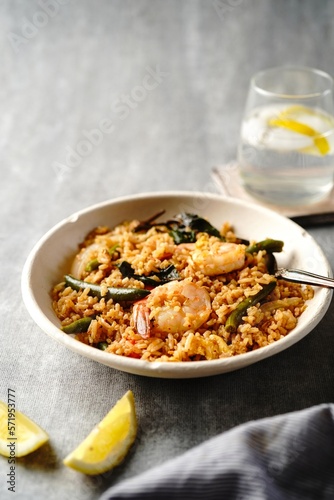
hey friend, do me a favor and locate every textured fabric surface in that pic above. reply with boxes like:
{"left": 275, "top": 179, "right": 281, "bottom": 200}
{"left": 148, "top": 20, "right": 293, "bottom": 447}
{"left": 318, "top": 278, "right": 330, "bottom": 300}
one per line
{"left": 101, "top": 404, "right": 334, "bottom": 500}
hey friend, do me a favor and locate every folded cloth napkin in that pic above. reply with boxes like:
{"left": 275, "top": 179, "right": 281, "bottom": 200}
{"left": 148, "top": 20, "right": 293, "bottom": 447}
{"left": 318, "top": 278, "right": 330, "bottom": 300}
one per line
{"left": 100, "top": 404, "right": 334, "bottom": 500}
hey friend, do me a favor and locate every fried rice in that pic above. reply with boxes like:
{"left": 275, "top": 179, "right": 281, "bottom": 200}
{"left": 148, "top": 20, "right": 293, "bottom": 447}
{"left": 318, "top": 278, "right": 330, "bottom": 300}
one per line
{"left": 51, "top": 214, "right": 314, "bottom": 362}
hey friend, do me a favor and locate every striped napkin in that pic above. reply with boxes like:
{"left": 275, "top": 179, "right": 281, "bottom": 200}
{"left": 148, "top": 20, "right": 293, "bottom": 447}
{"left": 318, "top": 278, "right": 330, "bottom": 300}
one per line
{"left": 100, "top": 403, "right": 334, "bottom": 500}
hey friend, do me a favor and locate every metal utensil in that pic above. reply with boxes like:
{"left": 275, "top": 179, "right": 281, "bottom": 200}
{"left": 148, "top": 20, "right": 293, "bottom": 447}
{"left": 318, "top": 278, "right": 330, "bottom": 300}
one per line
{"left": 275, "top": 268, "right": 334, "bottom": 288}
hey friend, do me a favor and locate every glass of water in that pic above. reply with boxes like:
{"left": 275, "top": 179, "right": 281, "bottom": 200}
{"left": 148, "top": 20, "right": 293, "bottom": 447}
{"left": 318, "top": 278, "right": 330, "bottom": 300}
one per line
{"left": 237, "top": 66, "right": 334, "bottom": 206}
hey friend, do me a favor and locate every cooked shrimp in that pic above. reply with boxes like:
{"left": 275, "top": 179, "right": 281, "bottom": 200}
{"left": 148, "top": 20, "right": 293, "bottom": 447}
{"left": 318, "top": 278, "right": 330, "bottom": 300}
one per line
{"left": 70, "top": 242, "right": 116, "bottom": 278}
{"left": 71, "top": 243, "right": 101, "bottom": 278}
{"left": 132, "top": 280, "right": 211, "bottom": 338}
{"left": 190, "top": 236, "right": 246, "bottom": 276}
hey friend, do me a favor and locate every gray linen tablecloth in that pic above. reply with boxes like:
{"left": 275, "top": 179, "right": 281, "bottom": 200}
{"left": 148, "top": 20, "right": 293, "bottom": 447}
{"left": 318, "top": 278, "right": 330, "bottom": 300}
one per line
{"left": 1, "top": 1, "right": 334, "bottom": 499}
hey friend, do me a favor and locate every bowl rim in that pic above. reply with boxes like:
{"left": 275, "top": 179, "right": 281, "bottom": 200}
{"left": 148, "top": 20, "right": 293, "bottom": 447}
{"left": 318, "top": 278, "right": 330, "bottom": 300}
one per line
{"left": 21, "top": 191, "right": 333, "bottom": 378}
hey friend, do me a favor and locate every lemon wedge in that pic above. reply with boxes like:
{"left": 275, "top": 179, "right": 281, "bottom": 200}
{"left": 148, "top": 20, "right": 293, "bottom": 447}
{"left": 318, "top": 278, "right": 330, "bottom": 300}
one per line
{"left": 63, "top": 390, "right": 137, "bottom": 475}
{"left": 268, "top": 105, "right": 331, "bottom": 155}
{"left": 0, "top": 401, "right": 49, "bottom": 457}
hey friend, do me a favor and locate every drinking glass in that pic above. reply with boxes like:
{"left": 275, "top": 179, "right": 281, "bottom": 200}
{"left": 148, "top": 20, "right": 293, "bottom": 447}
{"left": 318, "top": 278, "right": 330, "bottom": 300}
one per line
{"left": 237, "top": 66, "right": 334, "bottom": 206}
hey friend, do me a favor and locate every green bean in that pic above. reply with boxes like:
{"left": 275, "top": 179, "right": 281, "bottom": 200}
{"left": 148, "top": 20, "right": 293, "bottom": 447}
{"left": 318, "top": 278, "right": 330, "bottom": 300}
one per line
{"left": 225, "top": 281, "right": 277, "bottom": 334}
{"left": 264, "top": 253, "right": 277, "bottom": 275}
{"left": 61, "top": 316, "right": 93, "bottom": 334}
{"left": 97, "top": 341, "right": 109, "bottom": 351}
{"left": 246, "top": 239, "right": 284, "bottom": 254}
{"left": 85, "top": 258, "right": 100, "bottom": 272}
{"left": 64, "top": 275, "right": 150, "bottom": 301}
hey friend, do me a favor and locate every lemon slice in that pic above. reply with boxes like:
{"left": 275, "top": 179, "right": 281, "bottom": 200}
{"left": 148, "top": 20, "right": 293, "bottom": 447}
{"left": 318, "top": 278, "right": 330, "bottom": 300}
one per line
{"left": 268, "top": 105, "right": 331, "bottom": 155}
{"left": 0, "top": 401, "right": 49, "bottom": 457}
{"left": 268, "top": 117, "right": 330, "bottom": 155}
{"left": 63, "top": 390, "right": 137, "bottom": 475}
{"left": 281, "top": 104, "right": 334, "bottom": 125}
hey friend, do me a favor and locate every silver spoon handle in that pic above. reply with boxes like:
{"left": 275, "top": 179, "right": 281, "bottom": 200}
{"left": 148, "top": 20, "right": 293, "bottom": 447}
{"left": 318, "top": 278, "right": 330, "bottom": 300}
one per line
{"left": 275, "top": 268, "right": 334, "bottom": 288}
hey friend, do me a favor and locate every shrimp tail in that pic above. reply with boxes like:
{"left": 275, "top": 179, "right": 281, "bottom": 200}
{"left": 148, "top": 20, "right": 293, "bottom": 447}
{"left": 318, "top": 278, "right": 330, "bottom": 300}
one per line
{"left": 133, "top": 300, "right": 151, "bottom": 339}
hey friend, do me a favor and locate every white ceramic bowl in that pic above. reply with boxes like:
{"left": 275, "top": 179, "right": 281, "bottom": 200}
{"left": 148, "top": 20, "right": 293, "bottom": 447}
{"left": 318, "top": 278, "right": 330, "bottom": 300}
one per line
{"left": 21, "top": 192, "right": 332, "bottom": 379}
